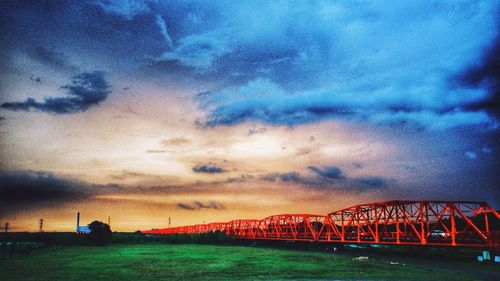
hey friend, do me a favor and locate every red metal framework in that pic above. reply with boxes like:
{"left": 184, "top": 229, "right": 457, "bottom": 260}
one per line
{"left": 142, "top": 200, "right": 500, "bottom": 249}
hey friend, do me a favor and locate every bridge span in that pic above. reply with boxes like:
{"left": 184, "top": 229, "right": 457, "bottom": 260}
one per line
{"left": 142, "top": 200, "right": 500, "bottom": 249}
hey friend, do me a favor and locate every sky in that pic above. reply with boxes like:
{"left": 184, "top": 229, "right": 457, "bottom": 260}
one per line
{"left": 0, "top": 0, "right": 499, "bottom": 232}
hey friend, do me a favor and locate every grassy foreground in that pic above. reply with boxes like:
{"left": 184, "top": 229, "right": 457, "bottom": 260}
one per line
{"left": 0, "top": 243, "right": 492, "bottom": 280}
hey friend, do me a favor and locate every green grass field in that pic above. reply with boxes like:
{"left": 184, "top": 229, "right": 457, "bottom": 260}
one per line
{"left": 0, "top": 243, "right": 496, "bottom": 280}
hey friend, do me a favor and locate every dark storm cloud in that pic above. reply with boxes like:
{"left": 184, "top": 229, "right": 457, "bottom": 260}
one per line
{"left": 170, "top": 2, "right": 499, "bottom": 130}
{"left": 192, "top": 163, "right": 225, "bottom": 174}
{"left": 29, "top": 46, "right": 78, "bottom": 72}
{"left": 1, "top": 71, "right": 111, "bottom": 114}
{"left": 0, "top": 1, "right": 166, "bottom": 77}
{"left": 4, "top": 2, "right": 497, "bottom": 128}
{"left": 306, "top": 166, "right": 389, "bottom": 190}
{"left": 278, "top": 172, "right": 301, "bottom": 182}
{"left": 355, "top": 176, "right": 388, "bottom": 188}
{"left": 0, "top": 171, "right": 90, "bottom": 215}
{"left": 260, "top": 166, "right": 389, "bottom": 192}
{"left": 195, "top": 78, "right": 495, "bottom": 130}
{"left": 308, "top": 166, "right": 345, "bottom": 180}
{"left": 177, "top": 201, "right": 225, "bottom": 211}
{"left": 261, "top": 172, "right": 305, "bottom": 183}
{"left": 455, "top": 37, "right": 500, "bottom": 117}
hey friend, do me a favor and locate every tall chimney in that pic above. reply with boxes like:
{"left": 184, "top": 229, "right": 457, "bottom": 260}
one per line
{"left": 76, "top": 212, "right": 80, "bottom": 232}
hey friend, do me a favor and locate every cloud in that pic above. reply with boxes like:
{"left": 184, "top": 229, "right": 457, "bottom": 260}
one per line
{"left": 481, "top": 147, "right": 493, "bottom": 154}
{"left": 226, "top": 174, "right": 254, "bottom": 183}
{"left": 163, "top": 1, "right": 499, "bottom": 130}
{"left": 248, "top": 127, "right": 267, "bottom": 136}
{"left": 351, "top": 163, "right": 363, "bottom": 169}
{"left": 454, "top": 36, "right": 499, "bottom": 117}
{"left": 295, "top": 147, "right": 312, "bottom": 156}
{"left": 355, "top": 176, "right": 388, "bottom": 188}
{"left": 192, "top": 163, "right": 225, "bottom": 173}
{"left": 1, "top": 71, "right": 111, "bottom": 114}
{"left": 177, "top": 200, "right": 225, "bottom": 211}
{"left": 7, "top": 2, "right": 496, "bottom": 130}
{"left": 30, "top": 75, "right": 42, "bottom": 83}
{"left": 195, "top": 78, "right": 497, "bottom": 130}
{"left": 465, "top": 151, "right": 478, "bottom": 160}
{"left": 160, "top": 137, "right": 191, "bottom": 146}
{"left": 279, "top": 172, "right": 300, "bottom": 182}
{"left": 260, "top": 173, "right": 279, "bottom": 182}
{"left": 29, "top": 46, "right": 78, "bottom": 72}
{"left": 155, "top": 14, "right": 173, "bottom": 49}
{"left": 261, "top": 172, "right": 304, "bottom": 183}
{"left": 159, "top": 33, "right": 230, "bottom": 70}
{"left": 93, "top": 0, "right": 154, "bottom": 20}
{"left": 0, "top": 171, "right": 91, "bottom": 216}
{"left": 109, "top": 170, "right": 162, "bottom": 181}
{"left": 308, "top": 166, "right": 345, "bottom": 180}
{"left": 260, "top": 166, "right": 389, "bottom": 192}
{"left": 145, "top": 149, "right": 169, "bottom": 153}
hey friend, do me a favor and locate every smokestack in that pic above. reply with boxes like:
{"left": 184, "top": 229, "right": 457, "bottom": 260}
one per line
{"left": 76, "top": 212, "right": 80, "bottom": 232}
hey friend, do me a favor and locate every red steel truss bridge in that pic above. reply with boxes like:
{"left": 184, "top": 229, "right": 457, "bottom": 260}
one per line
{"left": 142, "top": 200, "right": 500, "bottom": 249}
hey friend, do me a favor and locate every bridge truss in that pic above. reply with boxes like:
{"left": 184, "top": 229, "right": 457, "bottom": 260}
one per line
{"left": 142, "top": 200, "right": 500, "bottom": 249}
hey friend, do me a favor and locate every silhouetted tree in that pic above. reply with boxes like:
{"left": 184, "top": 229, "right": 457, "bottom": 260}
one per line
{"left": 88, "top": 221, "right": 112, "bottom": 246}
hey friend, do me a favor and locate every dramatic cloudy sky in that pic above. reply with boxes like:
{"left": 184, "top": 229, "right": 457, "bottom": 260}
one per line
{"left": 0, "top": 0, "right": 499, "bottom": 232}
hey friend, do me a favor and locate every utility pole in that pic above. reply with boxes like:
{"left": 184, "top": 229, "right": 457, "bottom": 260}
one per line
{"left": 39, "top": 219, "right": 43, "bottom": 232}
{"left": 4, "top": 222, "right": 8, "bottom": 233}
{"left": 168, "top": 217, "right": 171, "bottom": 228}
{"left": 108, "top": 216, "right": 111, "bottom": 227}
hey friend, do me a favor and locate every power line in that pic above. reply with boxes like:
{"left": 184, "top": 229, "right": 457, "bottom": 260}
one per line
{"left": 112, "top": 218, "right": 171, "bottom": 222}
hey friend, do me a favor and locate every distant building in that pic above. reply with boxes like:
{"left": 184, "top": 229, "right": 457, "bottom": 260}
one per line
{"left": 76, "top": 212, "right": 91, "bottom": 233}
